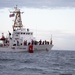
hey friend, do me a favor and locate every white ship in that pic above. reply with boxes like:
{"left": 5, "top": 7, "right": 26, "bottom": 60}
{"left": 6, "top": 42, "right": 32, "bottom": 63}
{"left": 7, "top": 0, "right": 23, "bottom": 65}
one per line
{"left": 0, "top": 6, "right": 53, "bottom": 52}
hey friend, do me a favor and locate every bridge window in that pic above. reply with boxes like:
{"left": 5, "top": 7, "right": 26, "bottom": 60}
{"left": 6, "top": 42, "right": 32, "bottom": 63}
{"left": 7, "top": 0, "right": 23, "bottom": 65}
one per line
{"left": 31, "top": 33, "right": 33, "bottom": 35}
{"left": 23, "top": 33, "right": 25, "bottom": 34}
{"left": 20, "top": 32, "right": 25, "bottom": 34}
{"left": 26, "top": 33, "right": 30, "bottom": 35}
{"left": 21, "top": 33, "right": 23, "bottom": 34}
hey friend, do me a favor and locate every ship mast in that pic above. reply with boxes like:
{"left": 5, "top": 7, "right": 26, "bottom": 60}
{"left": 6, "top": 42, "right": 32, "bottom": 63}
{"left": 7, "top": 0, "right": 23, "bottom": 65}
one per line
{"left": 10, "top": 5, "right": 24, "bottom": 31}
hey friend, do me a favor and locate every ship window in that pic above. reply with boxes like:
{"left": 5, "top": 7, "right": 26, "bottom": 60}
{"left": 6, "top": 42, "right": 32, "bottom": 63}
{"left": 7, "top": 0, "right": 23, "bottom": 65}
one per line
{"left": 26, "top": 33, "right": 30, "bottom": 35}
{"left": 28, "top": 33, "right": 30, "bottom": 35}
{"left": 17, "top": 32, "right": 20, "bottom": 34}
{"left": 13, "top": 44, "right": 16, "bottom": 46}
{"left": 16, "top": 35, "right": 18, "bottom": 36}
{"left": 21, "top": 32, "right": 25, "bottom": 34}
{"left": 23, "top": 33, "right": 25, "bottom": 34}
{"left": 31, "top": 33, "right": 33, "bottom": 35}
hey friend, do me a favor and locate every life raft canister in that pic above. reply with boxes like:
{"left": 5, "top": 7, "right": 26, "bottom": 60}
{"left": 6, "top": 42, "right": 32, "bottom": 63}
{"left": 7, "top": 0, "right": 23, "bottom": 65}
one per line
{"left": 28, "top": 44, "right": 34, "bottom": 53}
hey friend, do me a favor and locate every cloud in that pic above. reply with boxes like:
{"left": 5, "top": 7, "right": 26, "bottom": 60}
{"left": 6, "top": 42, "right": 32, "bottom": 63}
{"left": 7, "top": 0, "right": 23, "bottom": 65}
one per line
{"left": 0, "top": 0, "right": 75, "bottom": 8}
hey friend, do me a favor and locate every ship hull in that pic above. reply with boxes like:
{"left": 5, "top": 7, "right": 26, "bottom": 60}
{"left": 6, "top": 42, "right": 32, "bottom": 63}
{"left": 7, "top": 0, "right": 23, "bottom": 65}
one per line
{"left": 0, "top": 45, "right": 53, "bottom": 52}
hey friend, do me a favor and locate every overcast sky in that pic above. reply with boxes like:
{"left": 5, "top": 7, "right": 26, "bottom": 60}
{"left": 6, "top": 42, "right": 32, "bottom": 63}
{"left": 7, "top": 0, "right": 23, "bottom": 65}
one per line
{"left": 0, "top": 0, "right": 75, "bottom": 8}
{"left": 0, "top": 0, "right": 75, "bottom": 50}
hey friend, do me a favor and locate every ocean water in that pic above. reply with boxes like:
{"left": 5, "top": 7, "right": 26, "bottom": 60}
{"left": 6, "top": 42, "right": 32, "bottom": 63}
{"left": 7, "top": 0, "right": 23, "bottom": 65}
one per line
{"left": 0, "top": 50, "right": 75, "bottom": 75}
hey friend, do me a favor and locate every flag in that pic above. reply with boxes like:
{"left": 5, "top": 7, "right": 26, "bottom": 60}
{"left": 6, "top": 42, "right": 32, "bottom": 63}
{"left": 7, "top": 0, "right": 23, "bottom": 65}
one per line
{"left": 9, "top": 13, "right": 15, "bottom": 17}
